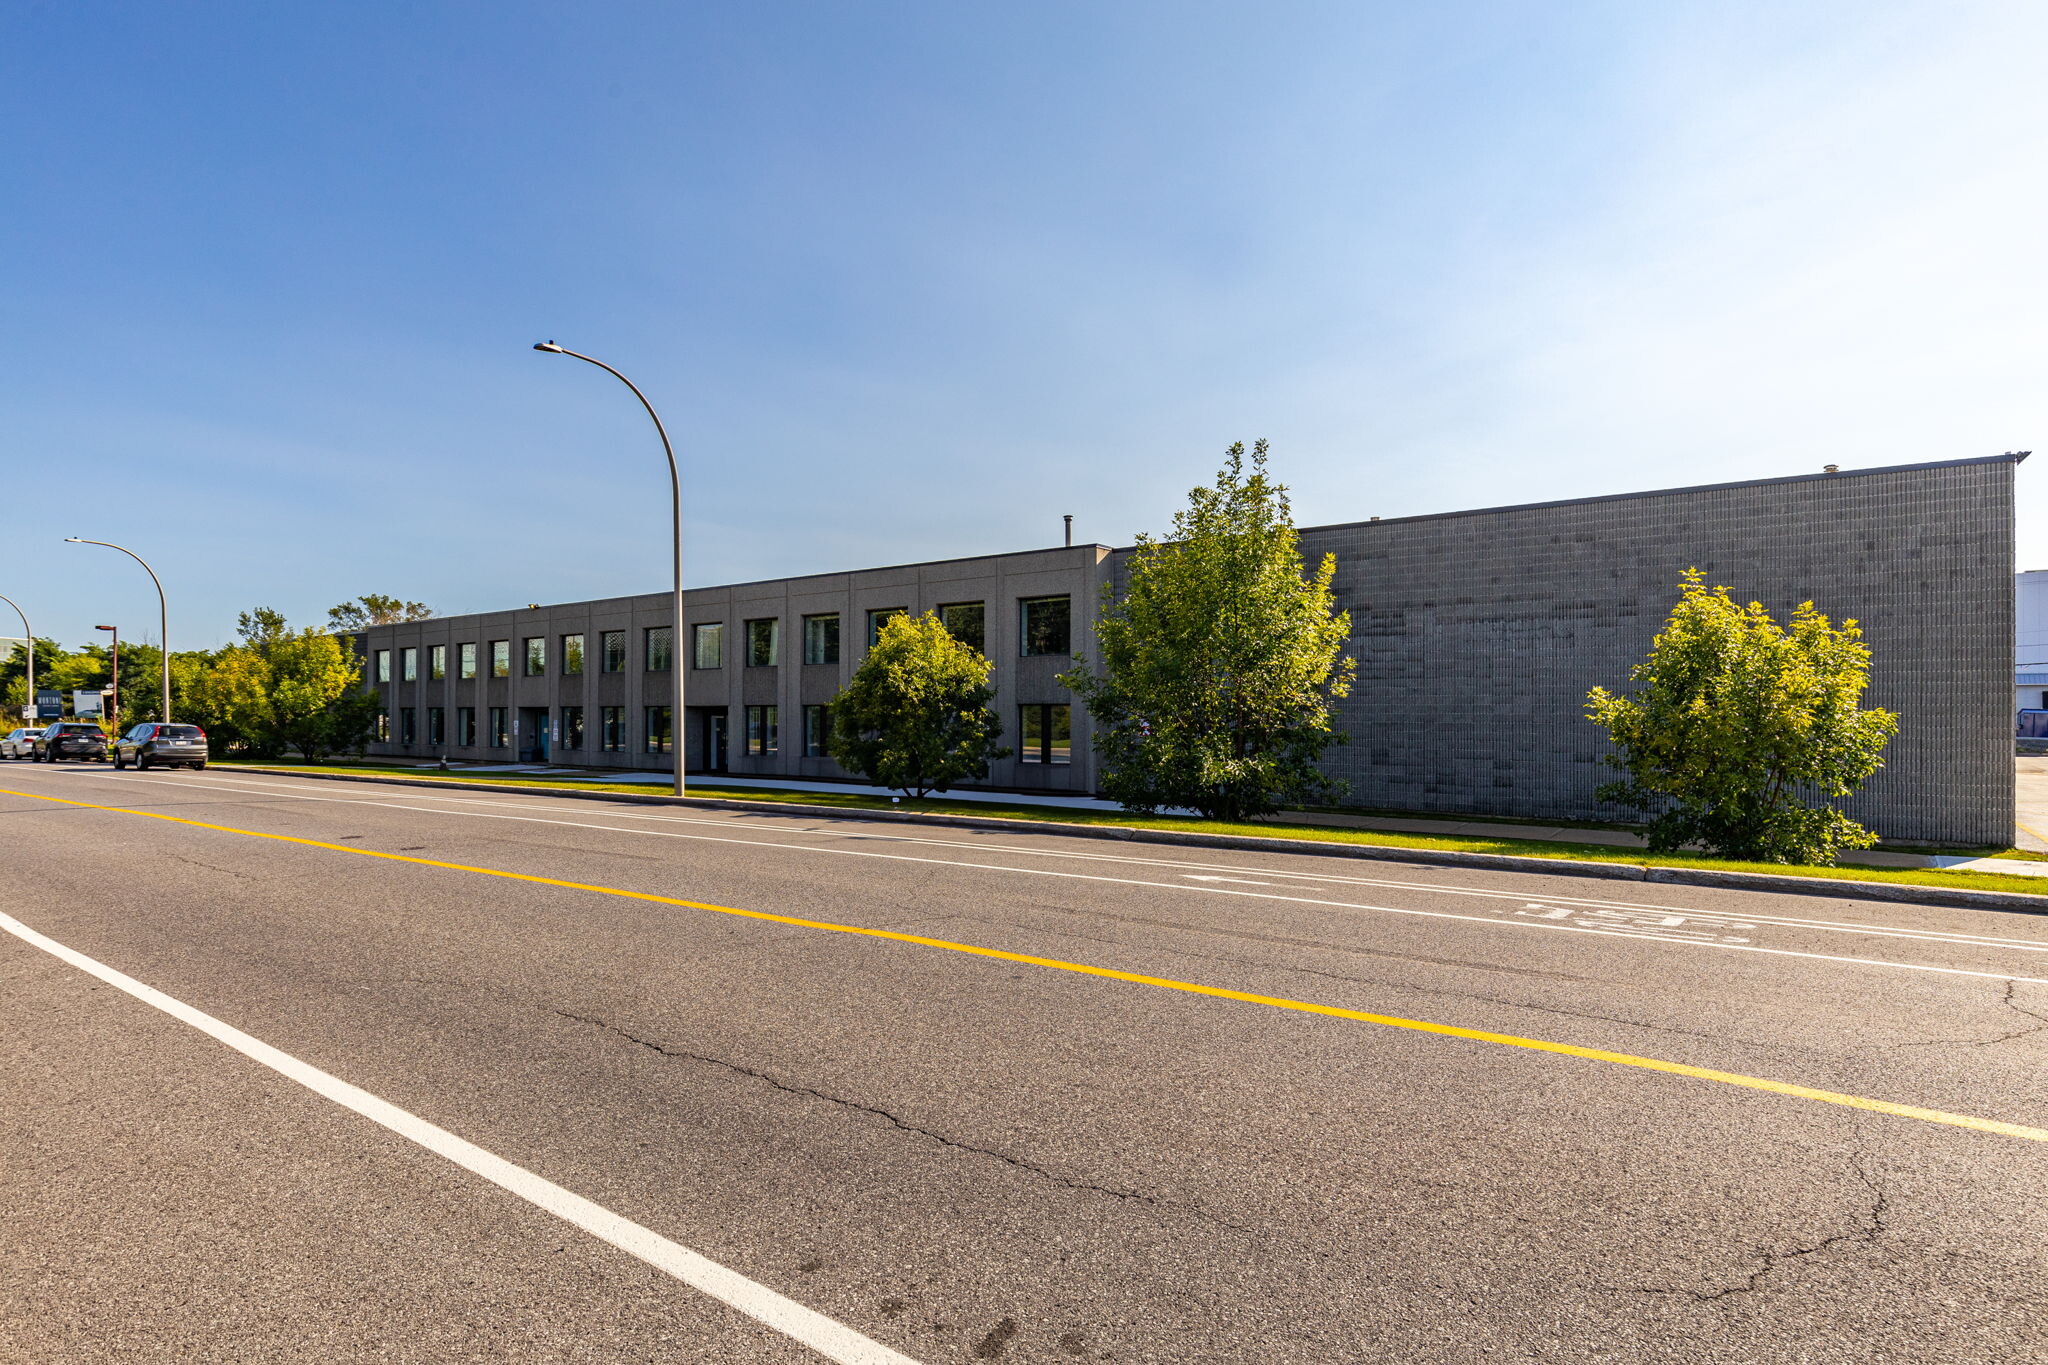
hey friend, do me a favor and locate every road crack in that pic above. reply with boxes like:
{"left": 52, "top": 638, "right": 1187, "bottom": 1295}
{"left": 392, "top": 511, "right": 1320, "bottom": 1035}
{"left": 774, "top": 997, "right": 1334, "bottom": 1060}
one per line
{"left": 1888, "top": 979, "right": 2048, "bottom": 1049}
{"left": 552, "top": 1008, "right": 1257, "bottom": 1237}
{"left": 1621, "top": 1154, "right": 1891, "bottom": 1303}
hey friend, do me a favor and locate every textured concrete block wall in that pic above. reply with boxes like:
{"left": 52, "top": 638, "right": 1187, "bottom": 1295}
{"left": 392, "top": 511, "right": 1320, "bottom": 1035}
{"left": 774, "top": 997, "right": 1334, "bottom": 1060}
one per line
{"left": 1272, "top": 457, "right": 2017, "bottom": 846}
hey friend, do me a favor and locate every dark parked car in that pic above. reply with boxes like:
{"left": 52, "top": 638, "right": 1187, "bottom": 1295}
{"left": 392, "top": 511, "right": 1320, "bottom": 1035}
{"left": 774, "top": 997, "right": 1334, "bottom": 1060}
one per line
{"left": 33, "top": 722, "right": 109, "bottom": 762}
{"left": 113, "top": 722, "right": 209, "bottom": 771}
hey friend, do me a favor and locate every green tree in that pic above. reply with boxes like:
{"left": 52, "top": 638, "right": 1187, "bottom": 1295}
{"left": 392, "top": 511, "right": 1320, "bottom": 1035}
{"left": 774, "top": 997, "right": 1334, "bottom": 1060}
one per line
{"left": 1060, "top": 440, "right": 1356, "bottom": 821}
{"left": 179, "top": 609, "right": 379, "bottom": 760}
{"left": 1585, "top": 569, "right": 1899, "bottom": 864}
{"left": 830, "top": 612, "right": 1008, "bottom": 798}
{"left": 326, "top": 594, "right": 433, "bottom": 632}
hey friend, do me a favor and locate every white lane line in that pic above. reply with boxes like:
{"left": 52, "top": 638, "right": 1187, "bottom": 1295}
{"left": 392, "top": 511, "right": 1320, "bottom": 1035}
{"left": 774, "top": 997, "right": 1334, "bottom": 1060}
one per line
{"left": 97, "top": 768, "right": 2048, "bottom": 954}
{"left": 0, "top": 908, "right": 920, "bottom": 1365}
{"left": 47, "top": 771, "right": 2048, "bottom": 988}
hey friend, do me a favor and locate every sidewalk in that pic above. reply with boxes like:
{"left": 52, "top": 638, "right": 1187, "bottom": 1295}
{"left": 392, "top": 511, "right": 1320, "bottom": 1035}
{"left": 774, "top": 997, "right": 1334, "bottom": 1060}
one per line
{"left": 326, "top": 758, "right": 2048, "bottom": 880}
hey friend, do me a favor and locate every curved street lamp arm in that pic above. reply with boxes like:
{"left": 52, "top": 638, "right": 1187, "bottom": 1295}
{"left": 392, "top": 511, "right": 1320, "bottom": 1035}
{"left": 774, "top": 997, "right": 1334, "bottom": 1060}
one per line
{"left": 64, "top": 538, "right": 171, "bottom": 723}
{"left": 0, "top": 593, "right": 31, "bottom": 714}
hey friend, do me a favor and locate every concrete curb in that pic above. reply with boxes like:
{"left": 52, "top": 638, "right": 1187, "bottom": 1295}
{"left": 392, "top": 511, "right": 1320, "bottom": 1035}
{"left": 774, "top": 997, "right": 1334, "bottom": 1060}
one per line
{"left": 218, "top": 766, "right": 2048, "bottom": 916}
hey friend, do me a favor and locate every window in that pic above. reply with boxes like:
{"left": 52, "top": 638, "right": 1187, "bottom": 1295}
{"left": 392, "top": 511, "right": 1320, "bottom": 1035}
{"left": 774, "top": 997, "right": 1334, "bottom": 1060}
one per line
{"left": 1019, "top": 704, "right": 1072, "bottom": 764}
{"left": 489, "top": 706, "right": 509, "bottom": 748}
{"left": 600, "top": 630, "right": 625, "bottom": 673}
{"left": 457, "top": 707, "right": 476, "bottom": 746}
{"left": 803, "top": 704, "right": 830, "bottom": 758}
{"left": 645, "top": 705, "right": 673, "bottom": 753}
{"left": 375, "top": 650, "right": 391, "bottom": 683}
{"left": 1020, "top": 596, "right": 1071, "bottom": 656}
{"left": 375, "top": 712, "right": 390, "bottom": 741}
{"left": 561, "top": 634, "right": 584, "bottom": 676}
{"left": 746, "top": 704, "right": 779, "bottom": 756}
{"left": 525, "top": 637, "right": 546, "bottom": 676}
{"left": 429, "top": 644, "right": 446, "bottom": 681}
{"left": 646, "top": 626, "right": 673, "bottom": 672}
{"left": 459, "top": 642, "right": 477, "bottom": 680}
{"left": 867, "top": 607, "right": 905, "bottom": 647}
{"left": 601, "top": 705, "right": 625, "bottom": 752}
{"left": 746, "top": 618, "right": 780, "bottom": 667}
{"left": 802, "top": 614, "right": 840, "bottom": 665}
{"left": 939, "top": 602, "right": 986, "bottom": 653}
{"left": 427, "top": 707, "right": 445, "bottom": 746}
{"left": 399, "top": 708, "right": 416, "bottom": 745}
{"left": 490, "top": 640, "right": 510, "bottom": 678}
{"left": 693, "top": 622, "right": 724, "bottom": 669}
{"left": 401, "top": 647, "right": 418, "bottom": 682}
{"left": 560, "top": 705, "right": 584, "bottom": 750}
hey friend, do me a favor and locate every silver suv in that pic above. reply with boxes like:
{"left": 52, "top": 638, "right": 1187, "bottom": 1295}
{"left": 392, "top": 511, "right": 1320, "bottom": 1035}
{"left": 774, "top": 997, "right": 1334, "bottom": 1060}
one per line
{"left": 113, "top": 723, "right": 209, "bottom": 771}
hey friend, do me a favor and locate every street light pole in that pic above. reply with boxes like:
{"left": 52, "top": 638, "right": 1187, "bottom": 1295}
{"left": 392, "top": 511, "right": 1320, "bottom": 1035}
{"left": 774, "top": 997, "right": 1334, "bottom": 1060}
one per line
{"left": 65, "top": 538, "right": 171, "bottom": 724}
{"left": 96, "top": 625, "right": 119, "bottom": 733}
{"left": 0, "top": 593, "right": 32, "bottom": 722}
{"left": 532, "top": 341, "right": 686, "bottom": 798}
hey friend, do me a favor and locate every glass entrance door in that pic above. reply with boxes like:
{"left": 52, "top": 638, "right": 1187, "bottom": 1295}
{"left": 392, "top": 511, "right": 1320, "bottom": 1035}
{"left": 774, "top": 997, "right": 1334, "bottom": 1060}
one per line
{"left": 703, "top": 711, "right": 728, "bottom": 773}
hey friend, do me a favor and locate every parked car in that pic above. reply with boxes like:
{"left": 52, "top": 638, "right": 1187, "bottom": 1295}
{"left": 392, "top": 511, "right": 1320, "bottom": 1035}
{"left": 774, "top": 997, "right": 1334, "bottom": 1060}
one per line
{"left": 113, "top": 722, "right": 209, "bottom": 771}
{"left": 1, "top": 727, "right": 43, "bottom": 760}
{"left": 33, "top": 722, "right": 109, "bottom": 762}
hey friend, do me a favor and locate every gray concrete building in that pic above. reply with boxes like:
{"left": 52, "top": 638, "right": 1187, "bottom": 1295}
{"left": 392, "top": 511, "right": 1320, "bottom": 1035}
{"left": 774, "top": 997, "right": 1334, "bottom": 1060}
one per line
{"left": 359, "top": 452, "right": 2021, "bottom": 846}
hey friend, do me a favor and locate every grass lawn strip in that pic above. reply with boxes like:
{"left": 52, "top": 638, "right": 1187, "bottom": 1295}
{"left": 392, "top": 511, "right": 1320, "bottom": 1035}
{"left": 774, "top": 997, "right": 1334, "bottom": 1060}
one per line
{"left": 213, "top": 762, "right": 2048, "bottom": 900}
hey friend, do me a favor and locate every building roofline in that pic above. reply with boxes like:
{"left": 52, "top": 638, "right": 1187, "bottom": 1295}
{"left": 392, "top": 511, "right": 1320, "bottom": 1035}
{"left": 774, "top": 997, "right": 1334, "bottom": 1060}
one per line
{"left": 1290, "top": 452, "right": 2028, "bottom": 538}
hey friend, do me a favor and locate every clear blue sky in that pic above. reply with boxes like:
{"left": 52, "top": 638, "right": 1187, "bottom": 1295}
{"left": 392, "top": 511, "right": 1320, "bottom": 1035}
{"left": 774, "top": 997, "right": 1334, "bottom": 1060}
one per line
{"left": 4, "top": 1, "right": 2041, "bottom": 651}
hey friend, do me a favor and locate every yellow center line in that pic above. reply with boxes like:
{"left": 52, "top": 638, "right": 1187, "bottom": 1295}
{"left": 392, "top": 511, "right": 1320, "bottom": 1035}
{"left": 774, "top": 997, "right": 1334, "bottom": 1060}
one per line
{"left": 10, "top": 783, "right": 2047, "bottom": 1145}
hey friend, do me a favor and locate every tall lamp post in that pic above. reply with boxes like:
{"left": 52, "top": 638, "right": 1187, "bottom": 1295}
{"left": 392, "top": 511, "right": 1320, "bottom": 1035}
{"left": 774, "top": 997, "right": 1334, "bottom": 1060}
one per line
{"left": 0, "top": 593, "right": 32, "bottom": 722}
{"left": 96, "top": 625, "right": 119, "bottom": 733}
{"left": 65, "top": 538, "right": 171, "bottom": 724}
{"left": 532, "top": 341, "right": 686, "bottom": 798}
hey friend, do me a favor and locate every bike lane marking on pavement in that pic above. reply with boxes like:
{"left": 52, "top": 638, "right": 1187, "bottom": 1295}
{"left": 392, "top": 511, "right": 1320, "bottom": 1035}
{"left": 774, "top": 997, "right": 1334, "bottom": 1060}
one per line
{"left": 0, "top": 905, "right": 923, "bottom": 1365}
{"left": 8, "top": 784, "right": 2047, "bottom": 1146}
{"left": 82, "top": 768, "right": 2048, "bottom": 955}
{"left": 32, "top": 772, "right": 2048, "bottom": 986}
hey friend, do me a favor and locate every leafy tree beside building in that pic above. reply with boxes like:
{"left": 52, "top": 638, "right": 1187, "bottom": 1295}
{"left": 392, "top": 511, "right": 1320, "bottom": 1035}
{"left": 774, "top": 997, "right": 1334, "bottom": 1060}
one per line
{"left": 1061, "top": 440, "right": 1356, "bottom": 822}
{"left": 830, "top": 612, "right": 1007, "bottom": 799}
{"left": 1585, "top": 570, "right": 1898, "bottom": 864}
{"left": 327, "top": 594, "right": 434, "bottom": 632}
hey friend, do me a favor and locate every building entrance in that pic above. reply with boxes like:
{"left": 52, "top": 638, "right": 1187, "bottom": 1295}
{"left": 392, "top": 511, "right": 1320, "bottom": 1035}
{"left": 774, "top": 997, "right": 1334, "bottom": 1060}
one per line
{"left": 519, "top": 707, "right": 550, "bottom": 763}
{"left": 701, "top": 710, "right": 728, "bottom": 773}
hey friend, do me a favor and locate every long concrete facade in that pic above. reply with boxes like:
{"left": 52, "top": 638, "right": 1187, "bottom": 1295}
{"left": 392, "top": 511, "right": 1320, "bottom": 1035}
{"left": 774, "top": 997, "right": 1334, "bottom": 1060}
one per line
{"left": 359, "top": 453, "right": 2020, "bottom": 845}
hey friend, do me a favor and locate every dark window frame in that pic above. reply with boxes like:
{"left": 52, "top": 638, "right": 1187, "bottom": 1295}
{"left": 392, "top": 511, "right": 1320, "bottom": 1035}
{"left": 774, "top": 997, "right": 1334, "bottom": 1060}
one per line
{"left": 490, "top": 640, "right": 510, "bottom": 679}
{"left": 745, "top": 618, "right": 780, "bottom": 668}
{"left": 802, "top": 613, "right": 840, "bottom": 665}
{"left": 938, "top": 601, "right": 986, "bottom": 654}
{"left": 524, "top": 637, "right": 546, "bottom": 676}
{"left": 645, "top": 705, "right": 674, "bottom": 754}
{"left": 645, "top": 626, "right": 674, "bottom": 673}
{"left": 560, "top": 705, "right": 585, "bottom": 750}
{"left": 1018, "top": 703, "right": 1073, "bottom": 765}
{"left": 1019, "top": 596, "right": 1072, "bottom": 657}
{"left": 561, "top": 634, "right": 585, "bottom": 676}
{"left": 866, "top": 607, "right": 906, "bottom": 648}
{"left": 693, "top": 622, "right": 724, "bottom": 670}
{"left": 746, "top": 703, "right": 779, "bottom": 756}
{"left": 429, "top": 644, "right": 446, "bottom": 682}
{"left": 802, "top": 703, "right": 831, "bottom": 758}
{"left": 600, "top": 630, "right": 626, "bottom": 673}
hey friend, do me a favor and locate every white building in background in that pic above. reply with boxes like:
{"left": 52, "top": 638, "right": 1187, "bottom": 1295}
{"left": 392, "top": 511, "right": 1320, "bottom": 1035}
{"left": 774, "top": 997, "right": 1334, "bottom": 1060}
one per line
{"left": 2017, "top": 570, "right": 2048, "bottom": 713}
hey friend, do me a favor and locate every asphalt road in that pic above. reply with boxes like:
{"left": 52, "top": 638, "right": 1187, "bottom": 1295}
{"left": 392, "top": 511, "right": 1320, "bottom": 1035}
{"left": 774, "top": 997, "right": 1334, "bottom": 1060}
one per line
{"left": 4, "top": 763, "right": 2047, "bottom": 1364}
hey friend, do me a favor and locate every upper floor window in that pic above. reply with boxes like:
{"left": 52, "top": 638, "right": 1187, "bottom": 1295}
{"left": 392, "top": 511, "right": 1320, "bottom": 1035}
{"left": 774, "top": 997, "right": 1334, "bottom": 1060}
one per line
{"left": 803, "top": 613, "right": 840, "bottom": 665}
{"left": 1020, "top": 596, "right": 1071, "bottom": 656}
{"left": 645, "top": 626, "right": 673, "bottom": 672}
{"left": 374, "top": 649, "right": 391, "bottom": 683}
{"left": 867, "top": 607, "right": 905, "bottom": 648}
{"left": 600, "top": 630, "right": 626, "bottom": 673}
{"left": 459, "top": 642, "right": 477, "bottom": 679}
{"left": 561, "top": 634, "right": 585, "bottom": 676}
{"left": 490, "top": 640, "right": 510, "bottom": 678}
{"left": 429, "top": 644, "right": 446, "bottom": 681}
{"left": 693, "top": 622, "right": 724, "bottom": 669}
{"left": 525, "top": 637, "right": 546, "bottom": 676}
{"left": 746, "top": 618, "right": 780, "bottom": 667}
{"left": 939, "top": 602, "right": 985, "bottom": 653}
{"left": 400, "top": 647, "right": 418, "bottom": 682}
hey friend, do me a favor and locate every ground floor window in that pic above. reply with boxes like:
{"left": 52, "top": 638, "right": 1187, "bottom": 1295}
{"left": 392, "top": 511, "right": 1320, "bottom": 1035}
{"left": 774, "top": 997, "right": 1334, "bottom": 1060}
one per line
{"left": 803, "top": 704, "right": 829, "bottom": 757}
{"left": 375, "top": 712, "right": 390, "bottom": 742}
{"left": 399, "top": 708, "right": 416, "bottom": 746}
{"left": 427, "top": 707, "right": 445, "bottom": 746}
{"left": 1018, "top": 703, "right": 1071, "bottom": 764}
{"left": 489, "top": 707, "right": 509, "bottom": 748}
{"left": 457, "top": 707, "right": 476, "bottom": 746}
{"left": 560, "top": 705, "right": 584, "bottom": 750}
{"left": 601, "top": 706, "right": 625, "bottom": 752}
{"left": 646, "top": 705, "right": 673, "bottom": 754}
{"left": 746, "top": 704, "right": 778, "bottom": 756}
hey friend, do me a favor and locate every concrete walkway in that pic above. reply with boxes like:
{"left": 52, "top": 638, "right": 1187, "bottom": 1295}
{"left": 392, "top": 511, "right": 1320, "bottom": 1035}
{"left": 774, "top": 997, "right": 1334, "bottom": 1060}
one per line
{"left": 341, "top": 757, "right": 2048, "bottom": 880}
